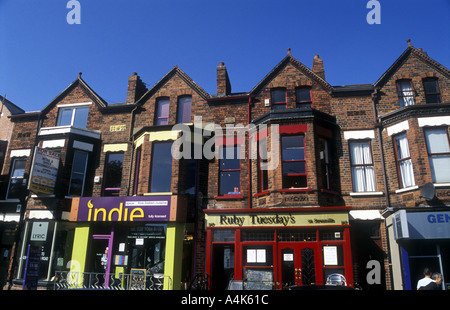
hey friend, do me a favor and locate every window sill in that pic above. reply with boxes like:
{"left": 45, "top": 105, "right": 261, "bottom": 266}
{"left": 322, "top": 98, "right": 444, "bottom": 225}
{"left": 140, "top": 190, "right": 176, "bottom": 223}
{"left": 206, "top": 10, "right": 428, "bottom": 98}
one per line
{"left": 395, "top": 185, "right": 419, "bottom": 194}
{"left": 349, "top": 191, "right": 384, "bottom": 197}
{"left": 254, "top": 190, "right": 270, "bottom": 198}
{"left": 434, "top": 183, "right": 450, "bottom": 188}
{"left": 279, "top": 188, "right": 312, "bottom": 193}
{"left": 215, "top": 194, "right": 244, "bottom": 200}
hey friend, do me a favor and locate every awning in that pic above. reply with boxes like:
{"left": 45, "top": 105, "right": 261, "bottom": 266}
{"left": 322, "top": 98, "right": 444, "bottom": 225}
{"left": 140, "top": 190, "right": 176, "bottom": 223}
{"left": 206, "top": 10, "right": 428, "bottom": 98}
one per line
{"left": 349, "top": 210, "right": 383, "bottom": 220}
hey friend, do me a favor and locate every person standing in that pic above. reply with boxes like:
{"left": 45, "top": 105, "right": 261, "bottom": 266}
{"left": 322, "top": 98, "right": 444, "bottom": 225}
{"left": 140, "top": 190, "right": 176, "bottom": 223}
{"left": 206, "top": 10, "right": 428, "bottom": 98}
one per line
{"left": 417, "top": 268, "right": 433, "bottom": 290}
{"left": 419, "top": 273, "right": 443, "bottom": 290}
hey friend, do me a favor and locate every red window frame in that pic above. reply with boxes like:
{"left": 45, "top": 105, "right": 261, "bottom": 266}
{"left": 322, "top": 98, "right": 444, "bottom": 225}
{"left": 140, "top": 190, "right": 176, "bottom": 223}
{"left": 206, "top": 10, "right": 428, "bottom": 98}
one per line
{"left": 271, "top": 88, "right": 287, "bottom": 109}
{"left": 281, "top": 134, "right": 307, "bottom": 189}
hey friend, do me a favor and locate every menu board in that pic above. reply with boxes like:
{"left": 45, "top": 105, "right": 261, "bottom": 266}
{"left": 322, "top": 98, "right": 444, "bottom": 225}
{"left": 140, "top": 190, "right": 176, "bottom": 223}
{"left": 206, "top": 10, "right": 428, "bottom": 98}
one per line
{"left": 244, "top": 268, "right": 273, "bottom": 290}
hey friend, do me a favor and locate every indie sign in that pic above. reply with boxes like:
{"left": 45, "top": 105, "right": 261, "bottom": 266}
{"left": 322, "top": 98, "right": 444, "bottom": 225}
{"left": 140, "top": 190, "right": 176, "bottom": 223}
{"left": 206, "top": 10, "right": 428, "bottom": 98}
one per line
{"left": 76, "top": 196, "right": 171, "bottom": 222}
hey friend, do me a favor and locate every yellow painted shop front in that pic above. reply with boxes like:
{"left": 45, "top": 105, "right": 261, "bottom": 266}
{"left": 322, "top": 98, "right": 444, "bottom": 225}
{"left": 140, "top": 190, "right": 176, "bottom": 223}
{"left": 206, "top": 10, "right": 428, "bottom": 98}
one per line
{"left": 66, "top": 195, "right": 187, "bottom": 290}
{"left": 204, "top": 207, "right": 353, "bottom": 290}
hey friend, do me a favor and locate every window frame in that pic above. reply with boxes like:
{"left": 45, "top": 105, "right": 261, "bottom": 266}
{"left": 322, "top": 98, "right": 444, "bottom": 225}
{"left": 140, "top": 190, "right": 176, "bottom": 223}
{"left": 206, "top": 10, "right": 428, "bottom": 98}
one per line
{"left": 149, "top": 141, "right": 173, "bottom": 193}
{"left": 349, "top": 140, "right": 376, "bottom": 192}
{"left": 68, "top": 150, "right": 89, "bottom": 196}
{"left": 393, "top": 132, "right": 415, "bottom": 189}
{"left": 271, "top": 88, "right": 287, "bottom": 109}
{"left": 6, "top": 157, "right": 27, "bottom": 199}
{"left": 281, "top": 134, "right": 307, "bottom": 189}
{"left": 57, "top": 105, "right": 90, "bottom": 129}
{"left": 218, "top": 145, "right": 241, "bottom": 197}
{"left": 155, "top": 97, "right": 170, "bottom": 126}
{"left": 176, "top": 95, "right": 192, "bottom": 124}
{"left": 423, "top": 78, "right": 441, "bottom": 104}
{"left": 102, "top": 152, "right": 124, "bottom": 196}
{"left": 424, "top": 126, "right": 450, "bottom": 183}
{"left": 396, "top": 79, "right": 415, "bottom": 107}
{"left": 296, "top": 86, "right": 313, "bottom": 108}
{"left": 257, "top": 138, "right": 269, "bottom": 193}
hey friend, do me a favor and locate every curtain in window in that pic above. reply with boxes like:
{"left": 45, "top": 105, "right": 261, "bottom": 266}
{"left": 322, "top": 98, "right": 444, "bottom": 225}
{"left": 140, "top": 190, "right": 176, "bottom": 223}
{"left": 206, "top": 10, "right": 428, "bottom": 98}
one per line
{"left": 350, "top": 141, "right": 375, "bottom": 192}
{"left": 425, "top": 128, "right": 450, "bottom": 183}
{"left": 396, "top": 134, "right": 415, "bottom": 188}
{"left": 398, "top": 80, "right": 414, "bottom": 107}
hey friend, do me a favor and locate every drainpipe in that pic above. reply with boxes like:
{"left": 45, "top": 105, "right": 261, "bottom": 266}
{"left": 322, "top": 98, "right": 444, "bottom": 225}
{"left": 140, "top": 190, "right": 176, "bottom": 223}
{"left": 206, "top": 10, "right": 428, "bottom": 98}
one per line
{"left": 127, "top": 104, "right": 138, "bottom": 195}
{"left": 371, "top": 87, "right": 394, "bottom": 290}
{"left": 248, "top": 96, "right": 252, "bottom": 209}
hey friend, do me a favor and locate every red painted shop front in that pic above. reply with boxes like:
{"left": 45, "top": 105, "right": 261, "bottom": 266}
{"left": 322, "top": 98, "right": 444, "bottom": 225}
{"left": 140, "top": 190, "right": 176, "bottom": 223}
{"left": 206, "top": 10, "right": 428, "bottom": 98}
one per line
{"left": 204, "top": 207, "right": 353, "bottom": 290}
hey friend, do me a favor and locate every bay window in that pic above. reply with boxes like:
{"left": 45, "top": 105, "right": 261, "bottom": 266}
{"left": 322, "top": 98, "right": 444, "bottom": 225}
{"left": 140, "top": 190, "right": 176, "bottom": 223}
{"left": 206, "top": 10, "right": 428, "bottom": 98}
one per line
{"left": 68, "top": 150, "right": 88, "bottom": 196}
{"left": 424, "top": 127, "right": 450, "bottom": 183}
{"left": 394, "top": 133, "right": 415, "bottom": 188}
{"left": 281, "top": 135, "right": 307, "bottom": 188}
{"left": 6, "top": 158, "right": 27, "bottom": 199}
{"left": 349, "top": 141, "right": 375, "bottom": 192}
{"left": 150, "top": 142, "right": 173, "bottom": 192}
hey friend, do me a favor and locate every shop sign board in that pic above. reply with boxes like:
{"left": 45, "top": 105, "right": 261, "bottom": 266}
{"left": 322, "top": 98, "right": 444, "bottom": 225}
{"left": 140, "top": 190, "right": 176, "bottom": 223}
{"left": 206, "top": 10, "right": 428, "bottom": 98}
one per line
{"left": 394, "top": 210, "right": 450, "bottom": 240}
{"left": 28, "top": 147, "right": 60, "bottom": 194}
{"left": 75, "top": 196, "right": 171, "bottom": 222}
{"left": 205, "top": 212, "right": 349, "bottom": 228}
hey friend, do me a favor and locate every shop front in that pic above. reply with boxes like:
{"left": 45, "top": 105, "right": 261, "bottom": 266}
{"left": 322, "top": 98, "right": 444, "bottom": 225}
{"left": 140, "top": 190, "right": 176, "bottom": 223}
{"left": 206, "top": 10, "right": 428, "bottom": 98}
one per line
{"left": 204, "top": 207, "right": 353, "bottom": 290}
{"left": 386, "top": 208, "right": 450, "bottom": 290}
{"left": 67, "top": 195, "right": 188, "bottom": 290}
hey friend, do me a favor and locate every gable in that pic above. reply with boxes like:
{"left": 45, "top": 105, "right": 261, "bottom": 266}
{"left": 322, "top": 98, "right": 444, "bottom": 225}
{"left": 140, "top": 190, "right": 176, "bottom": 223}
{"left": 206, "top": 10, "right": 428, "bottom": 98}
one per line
{"left": 250, "top": 54, "right": 332, "bottom": 95}
{"left": 135, "top": 66, "right": 210, "bottom": 106}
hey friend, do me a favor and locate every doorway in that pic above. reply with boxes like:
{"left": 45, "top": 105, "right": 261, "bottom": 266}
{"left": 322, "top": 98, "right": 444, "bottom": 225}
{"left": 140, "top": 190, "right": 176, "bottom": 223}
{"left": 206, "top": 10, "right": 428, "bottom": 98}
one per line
{"left": 88, "top": 234, "right": 113, "bottom": 287}
{"left": 279, "top": 243, "right": 317, "bottom": 289}
{"left": 211, "top": 244, "right": 234, "bottom": 290}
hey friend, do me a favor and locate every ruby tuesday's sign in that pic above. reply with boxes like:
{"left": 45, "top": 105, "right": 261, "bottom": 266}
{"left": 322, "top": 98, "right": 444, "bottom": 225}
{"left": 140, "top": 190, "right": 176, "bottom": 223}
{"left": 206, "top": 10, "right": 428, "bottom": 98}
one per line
{"left": 77, "top": 196, "right": 171, "bottom": 222}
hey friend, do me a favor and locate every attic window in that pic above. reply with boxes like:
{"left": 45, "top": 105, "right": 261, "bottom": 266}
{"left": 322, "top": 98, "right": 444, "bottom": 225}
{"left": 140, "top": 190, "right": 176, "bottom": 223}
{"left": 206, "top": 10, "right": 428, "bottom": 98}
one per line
{"left": 296, "top": 87, "right": 312, "bottom": 108}
{"left": 271, "top": 88, "right": 286, "bottom": 110}
{"left": 423, "top": 78, "right": 441, "bottom": 104}
{"left": 57, "top": 105, "right": 90, "bottom": 129}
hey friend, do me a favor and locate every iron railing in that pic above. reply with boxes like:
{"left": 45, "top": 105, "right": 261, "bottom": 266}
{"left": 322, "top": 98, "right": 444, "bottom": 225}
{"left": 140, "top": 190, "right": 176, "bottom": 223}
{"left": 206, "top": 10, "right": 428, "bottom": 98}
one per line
{"left": 54, "top": 271, "right": 171, "bottom": 290}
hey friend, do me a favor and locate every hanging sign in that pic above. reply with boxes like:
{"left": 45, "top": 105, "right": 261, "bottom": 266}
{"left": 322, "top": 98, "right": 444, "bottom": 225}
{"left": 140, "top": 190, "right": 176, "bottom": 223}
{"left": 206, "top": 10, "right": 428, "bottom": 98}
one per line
{"left": 28, "top": 147, "right": 60, "bottom": 194}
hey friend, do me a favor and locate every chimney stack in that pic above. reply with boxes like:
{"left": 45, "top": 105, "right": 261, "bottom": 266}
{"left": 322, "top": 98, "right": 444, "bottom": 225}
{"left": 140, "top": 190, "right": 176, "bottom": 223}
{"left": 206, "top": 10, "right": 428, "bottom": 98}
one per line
{"left": 127, "top": 72, "right": 147, "bottom": 104}
{"left": 312, "top": 55, "right": 326, "bottom": 80}
{"left": 217, "top": 62, "right": 231, "bottom": 96}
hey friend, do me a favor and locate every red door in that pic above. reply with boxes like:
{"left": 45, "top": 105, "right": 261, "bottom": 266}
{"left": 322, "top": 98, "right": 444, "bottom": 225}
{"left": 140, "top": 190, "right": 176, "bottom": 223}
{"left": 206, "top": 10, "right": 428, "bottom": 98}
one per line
{"left": 279, "top": 243, "right": 319, "bottom": 289}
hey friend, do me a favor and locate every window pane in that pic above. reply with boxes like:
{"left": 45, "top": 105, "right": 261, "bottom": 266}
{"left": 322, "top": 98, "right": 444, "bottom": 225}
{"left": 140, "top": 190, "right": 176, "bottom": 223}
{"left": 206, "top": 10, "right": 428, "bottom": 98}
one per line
{"left": 349, "top": 141, "right": 372, "bottom": 165}
{"left": 397, "top": 80, "right": 415, "bottom": 107}
{"left": 282, "top": 136, "right": 304, "bottom": 161}
{"left": 423, "top": 79, "right": 439, "bottom": 93}
{"left": 425, "top": 94, "right": 441, "bottom": 104}
{"left": 296, "top": 88, "right": 311, "bottom": 102}
{"left": 104, "top": 153, "right": 124, "bottom": 193}
{"left": 69, "top": 151, "right": 88, "bottom": 196}
{"left": 283, "top": 175, "right": 307, "bottom": 188}
{"left": 282, "top": 161, "right": 306, "bottom": 174}
{"left": 220, "top": 146, "right": 240, "bottom": 170}
{"left": 429, "top": 155, "right": 450, "bottom": 183}
{"left": 177, "top": 96, "right": 192, "bottom": 123}
{"left": 73, "top": 107, "right": 89, "bottom": 128}
{"left": 11, "top": 159, "right": 26, "bottom": 178}
{"left": 72, "top": 151, "right": 88, "bottom": 173}
{"left": 58, "top": 109, "right": 73, "bottom": 126}
{"left": 220, "top": 171, "right": 240, "bottom": 195}
{"left": 271, "top": 89, "right": 286, "bottom": 103}
{"left": 150, "top": 142, "right": 173, "bottom": 192}
{"left": 156, "top": 98, "right": 170, "bottom": 125}
{"left": 425, "top": 128, "right": 450, "bottom": 153}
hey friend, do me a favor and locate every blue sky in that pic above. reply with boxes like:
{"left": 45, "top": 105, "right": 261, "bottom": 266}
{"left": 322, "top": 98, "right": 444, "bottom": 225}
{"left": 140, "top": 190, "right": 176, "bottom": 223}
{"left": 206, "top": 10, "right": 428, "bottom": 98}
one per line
{"left": 1, "top": 0, "right": 449, "bottom": 112}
